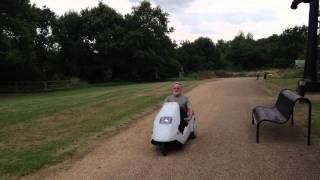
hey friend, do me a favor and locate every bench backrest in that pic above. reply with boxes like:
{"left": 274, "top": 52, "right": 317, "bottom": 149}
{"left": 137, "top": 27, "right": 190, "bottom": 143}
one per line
{"left": 275, "top": 89, "right": 302, "bottom": 120}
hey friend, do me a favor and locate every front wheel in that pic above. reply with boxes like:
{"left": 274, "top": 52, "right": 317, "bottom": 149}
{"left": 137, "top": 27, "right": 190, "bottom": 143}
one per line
{"left": 160, "top": 143, "right": 168, "bottom": 156}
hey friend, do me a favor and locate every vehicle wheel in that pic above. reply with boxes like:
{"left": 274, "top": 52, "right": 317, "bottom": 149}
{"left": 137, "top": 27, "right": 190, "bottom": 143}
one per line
{"left": 190, "top": 132, "right": 196, "bottom": 139}
{"left": 160, "top": 143, "right": 168, "bottom": 156}
{"left": 190, "top": 121, "right": 197, "bottom": 139}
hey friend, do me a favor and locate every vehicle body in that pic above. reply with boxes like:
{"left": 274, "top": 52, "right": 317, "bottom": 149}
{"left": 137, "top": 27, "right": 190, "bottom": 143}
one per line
{"left": 151, "top": 102, "right": 197, "bottom": 155}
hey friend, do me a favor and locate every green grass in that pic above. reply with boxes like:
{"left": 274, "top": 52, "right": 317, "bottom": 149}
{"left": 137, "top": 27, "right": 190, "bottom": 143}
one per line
{"left": 261, "top": 70, "right": 320, "bottom": 140}
{"left": 263, "top": 78, "right": 300, "bottom": 93}
{"left": 175, "top": 70, "right": 259, "bottom": 80}
{"left": 269, "top": 68, "right": 303, "bottom": 79}
{"left": 0, "top": 81, "right": 198, "bottom": 177}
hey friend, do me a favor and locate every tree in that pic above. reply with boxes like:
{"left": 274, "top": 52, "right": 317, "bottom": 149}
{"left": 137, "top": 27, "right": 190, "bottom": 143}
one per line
{"left": 177, "top": 37, "right": 221, "bottom": 73}
{"left": 0, "top": 0, "right": 42, "bottom": 81}
{"left": 226, "top": 32, "right": 264, "bottom": 70}
{"left": 194, "top": 37, "right": 221, "bottom": 70}
{"left": 278, "top": 26, "right": 307, "bottom": 67}
{"left": 80, "top": 2, "right": 125, "bottom": 82}
{"left": 216, "top": 39, "right": 231, "bottom": 69}
{"left": 256, "top": 26, "right": 307, "bottom": 68}
{"left": 123, "top": 1, "right": 179, "bottom": 81}
{"left": 33, "top": 7, "right": 58, "bottom": 80}
{"left": 55, "top": 11, "right": 86, "bottom": 80}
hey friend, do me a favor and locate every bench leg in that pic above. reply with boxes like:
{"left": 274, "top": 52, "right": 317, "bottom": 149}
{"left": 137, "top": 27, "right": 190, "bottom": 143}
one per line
{"left": 291, "top": 113, "right": 294, "bottom": 126}
{"left": 252, "top": 113, "right": 254, "bottom": 125}
{"left": 308, "top": 103, "right": 312, "bottom": 145}
{"left": 256, "top": 124, "right": 260, "bottom": 144}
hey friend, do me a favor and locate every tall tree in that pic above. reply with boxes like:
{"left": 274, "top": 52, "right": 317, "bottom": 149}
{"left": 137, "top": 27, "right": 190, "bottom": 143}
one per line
{"left": 124, "top": 1, "right": 179, "bottom": 81}
{"left": 80, "top": 2, "right": 125, "bottom": 82}
{"left": 0, "top": 0, "right": 42, "bottom": 81}
{"left": 226, "top": 32, "right": 263, "bottom": 70}
{"left": 33, "top": 7, "right": 58, "bottom": 80}
{"left": 55, "top": 11, "right": 88, "bottom": 80}
{"left": 177, "top": 37, "right": 221, "bottom": 73}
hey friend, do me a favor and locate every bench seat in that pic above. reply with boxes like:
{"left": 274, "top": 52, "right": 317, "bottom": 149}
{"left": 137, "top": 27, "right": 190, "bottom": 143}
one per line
{"left": 253, "top": 107, "right": 287, "bottom": 124}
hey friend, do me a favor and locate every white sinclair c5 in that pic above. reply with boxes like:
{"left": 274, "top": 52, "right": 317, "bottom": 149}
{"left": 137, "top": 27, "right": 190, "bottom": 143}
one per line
{"left": 151, "top": 102, "right": 197, "bottom": 156}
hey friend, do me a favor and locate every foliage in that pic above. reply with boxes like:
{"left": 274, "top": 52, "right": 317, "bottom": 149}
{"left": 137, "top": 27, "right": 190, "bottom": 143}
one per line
{"left": 123, "top": 1, "right": 180, "bottom": 81}
{"left": 225, "top": 32, "right": 262, "bottom": 70}
{"left": 0, "top": 0, "right": 308, "bottom": 83}
{"left": 178, "top": 37, "right": 221, "bottom": 73}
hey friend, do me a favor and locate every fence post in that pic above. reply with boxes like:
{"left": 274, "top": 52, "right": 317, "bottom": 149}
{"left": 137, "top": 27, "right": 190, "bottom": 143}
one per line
{"left": 15, "top": 82, "right": 18, "bottom": 93}
{"left": 67, "top": 80, "right": 71, "bottom": 89}
{"left": 44, "top": 81, "right": 48, "bottom": 91}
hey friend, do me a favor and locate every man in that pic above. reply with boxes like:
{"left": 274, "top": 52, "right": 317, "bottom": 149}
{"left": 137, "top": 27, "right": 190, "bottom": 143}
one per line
{"left": 164, "top": 82, "right": 193, "bottom": 133}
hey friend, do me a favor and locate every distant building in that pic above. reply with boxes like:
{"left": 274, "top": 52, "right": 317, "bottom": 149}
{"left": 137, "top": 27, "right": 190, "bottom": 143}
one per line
{"left": 295, "top": 60, "right": 305, "bottom": 68}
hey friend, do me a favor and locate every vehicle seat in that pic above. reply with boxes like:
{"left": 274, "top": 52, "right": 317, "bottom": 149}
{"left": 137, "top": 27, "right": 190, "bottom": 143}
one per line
{"left": 179, "top": 107, "right": 188, "bottom": 133}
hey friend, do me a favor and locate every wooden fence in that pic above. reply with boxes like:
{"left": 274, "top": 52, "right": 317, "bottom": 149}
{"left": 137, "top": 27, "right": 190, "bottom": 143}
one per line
{"left": 0, "top": 79, "right": 83, "bottom": 93}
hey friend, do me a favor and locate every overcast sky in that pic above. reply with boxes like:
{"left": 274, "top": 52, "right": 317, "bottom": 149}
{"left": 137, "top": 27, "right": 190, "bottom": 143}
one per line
{"left": 30, "top": 0, "right": 310, "bottom": 43}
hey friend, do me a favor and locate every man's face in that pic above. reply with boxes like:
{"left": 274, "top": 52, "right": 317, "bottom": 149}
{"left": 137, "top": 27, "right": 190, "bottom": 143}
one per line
{"left": 172, "top": 84, "right": 182, "bottom": 96}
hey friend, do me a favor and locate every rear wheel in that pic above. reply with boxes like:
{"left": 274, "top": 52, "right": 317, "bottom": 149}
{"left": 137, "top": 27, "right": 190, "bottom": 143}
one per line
{"left": 190, "top": 132, "right": 196, "bottom": 139}
{"left": 160, "top": 143, "right": 168, "bottom": 156}
{"left": 190, "top": 120, "right": 197, "bottom": 139}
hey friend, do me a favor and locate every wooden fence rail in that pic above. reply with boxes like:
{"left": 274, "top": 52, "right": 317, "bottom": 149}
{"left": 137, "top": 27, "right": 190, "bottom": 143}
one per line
{"left": 0, "top": 79, "right": 83, "bottom": 93}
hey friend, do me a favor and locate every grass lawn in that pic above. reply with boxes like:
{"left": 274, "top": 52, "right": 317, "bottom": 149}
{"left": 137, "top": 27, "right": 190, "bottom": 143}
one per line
{"left": 0, "top": 81, "right": 198, "bottom": 178}
{"left": 261, "top": 75, "right": 320, "bottom": 142}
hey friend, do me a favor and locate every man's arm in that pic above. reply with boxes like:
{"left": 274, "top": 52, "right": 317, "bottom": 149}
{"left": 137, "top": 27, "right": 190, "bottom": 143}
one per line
{"left": 164, "top": 96, "right": 169, "bottom": 103}
{"left": 186, "top": 97, "right": 193, "bottom": 119}
{"left": 187, "top": 106, "right": 193, "bottom": 119}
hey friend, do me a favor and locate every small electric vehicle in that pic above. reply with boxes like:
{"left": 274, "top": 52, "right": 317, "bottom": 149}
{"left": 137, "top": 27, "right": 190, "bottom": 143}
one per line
{"left": 151, "top": 102, "right": 197, "bottom": 155}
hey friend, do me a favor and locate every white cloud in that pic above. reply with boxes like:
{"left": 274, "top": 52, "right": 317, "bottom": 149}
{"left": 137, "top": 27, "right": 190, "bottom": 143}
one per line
{"left": 31, "top": 0, "right": 310, "bottom": 43}
{"left": 129, "top": 0, "right": 195, "bottom": 12}
{"left": 30, "top": 0, "right": 133, "bottom": 15}
{"left": 106, "top": 0, "right": 134, "bottom": 14}
{"left": 170, "top": 0, "right": 309, "bottom": 41}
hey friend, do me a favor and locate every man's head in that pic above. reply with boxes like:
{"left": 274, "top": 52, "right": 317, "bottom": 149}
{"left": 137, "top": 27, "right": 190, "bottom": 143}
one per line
{"left": 172, "top": 82, "right": 183, "bottom": 96}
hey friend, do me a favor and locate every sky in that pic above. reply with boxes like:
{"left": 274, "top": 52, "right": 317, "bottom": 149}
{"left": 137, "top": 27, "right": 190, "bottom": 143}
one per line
{"left": 30, "top": 0, "right": 310, "bottom": 43}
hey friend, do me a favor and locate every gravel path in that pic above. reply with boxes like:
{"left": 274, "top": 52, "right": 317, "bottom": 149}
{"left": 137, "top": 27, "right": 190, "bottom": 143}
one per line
{"left": 33, "top": 78, "right": 320, "bottom": 180}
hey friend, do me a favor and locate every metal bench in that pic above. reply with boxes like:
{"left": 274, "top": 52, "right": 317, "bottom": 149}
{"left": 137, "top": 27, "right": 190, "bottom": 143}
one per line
{"left": 252, "top": 89, "right": 312, "bottom": 145}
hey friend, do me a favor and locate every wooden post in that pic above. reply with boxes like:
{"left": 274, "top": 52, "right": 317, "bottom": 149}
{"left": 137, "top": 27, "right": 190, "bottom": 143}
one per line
{"left": 15, "top": 82, "right": 18, "bottom": 93}
{"left": 44, "top": 81, "right": 48, "bottom": 91}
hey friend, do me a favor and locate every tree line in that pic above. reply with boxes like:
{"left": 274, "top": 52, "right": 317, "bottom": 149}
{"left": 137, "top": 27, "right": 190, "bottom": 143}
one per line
{"left": 0, "top": 0, "right": 308, "bottom": 82}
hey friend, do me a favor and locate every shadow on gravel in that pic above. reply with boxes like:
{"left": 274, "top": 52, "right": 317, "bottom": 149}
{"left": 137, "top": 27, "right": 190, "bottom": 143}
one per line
{"left": 152, "top": 140, "right": 197, "bottom": 156}
{"left": 254, "top": 123, "right": 307, "bottom": 145}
